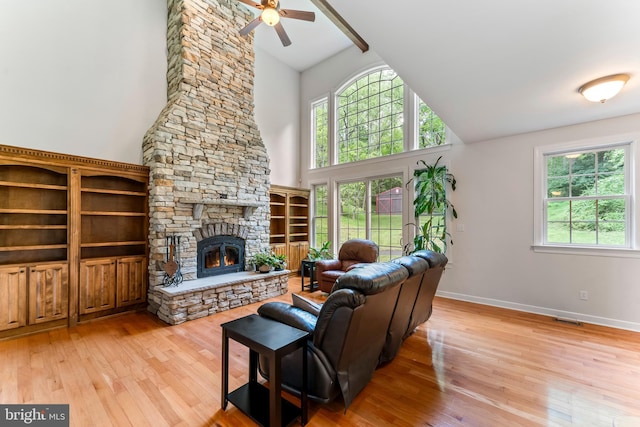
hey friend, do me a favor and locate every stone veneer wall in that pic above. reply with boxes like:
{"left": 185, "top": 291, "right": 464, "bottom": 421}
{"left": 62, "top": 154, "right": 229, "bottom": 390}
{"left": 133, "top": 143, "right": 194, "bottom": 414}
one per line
{"left": 142, "top": 0, "right": 270, "bottom": 291}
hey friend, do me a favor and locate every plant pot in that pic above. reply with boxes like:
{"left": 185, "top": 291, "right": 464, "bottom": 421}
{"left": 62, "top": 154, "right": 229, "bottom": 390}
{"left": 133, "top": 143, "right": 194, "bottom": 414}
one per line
{"left": 258, "top": 264, "right": 271, "bottom": 273}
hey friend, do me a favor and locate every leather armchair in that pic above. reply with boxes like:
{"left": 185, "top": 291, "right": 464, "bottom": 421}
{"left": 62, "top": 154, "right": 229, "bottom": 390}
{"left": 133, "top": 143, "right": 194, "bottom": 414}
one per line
{"left": 257, "top": 262, "right": 408, "bottom": 409}
{"left": 315, "top": 239, "right": 379, "bottom": 293}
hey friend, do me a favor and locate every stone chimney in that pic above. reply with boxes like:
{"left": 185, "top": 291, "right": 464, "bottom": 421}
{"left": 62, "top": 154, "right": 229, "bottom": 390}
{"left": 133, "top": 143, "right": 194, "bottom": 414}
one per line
{"left": 142, "top": 0, "right": 270, "bottom": 288}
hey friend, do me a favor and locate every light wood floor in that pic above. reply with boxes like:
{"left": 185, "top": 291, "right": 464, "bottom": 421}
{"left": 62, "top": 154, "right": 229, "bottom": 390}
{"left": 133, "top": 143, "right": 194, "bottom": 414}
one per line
{"left": 1, "top": 277, "right": 640, "bottom": 427}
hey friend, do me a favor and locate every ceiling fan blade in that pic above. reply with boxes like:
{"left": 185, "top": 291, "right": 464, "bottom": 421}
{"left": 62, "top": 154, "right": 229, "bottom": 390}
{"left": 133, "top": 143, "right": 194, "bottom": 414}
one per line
{"left": 279, "top": 9, "right": 315, "bottom": 22}
{"left": 237, "top": 0, "right": 263, "bottom": 10}
{"left": 274, "top": 22, "right": 291, "bottom": 47}
{"left": 239, "top": 16, "right": 263, "bottom": 36}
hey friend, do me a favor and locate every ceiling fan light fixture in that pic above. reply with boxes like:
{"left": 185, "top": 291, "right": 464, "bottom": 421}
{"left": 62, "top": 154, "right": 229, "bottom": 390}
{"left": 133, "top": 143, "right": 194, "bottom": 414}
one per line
{"left": 261, "top": 7, "right": 280, "bottom": 26}
{"left": 579, "top": 73, "right": 630, "bottom": 103}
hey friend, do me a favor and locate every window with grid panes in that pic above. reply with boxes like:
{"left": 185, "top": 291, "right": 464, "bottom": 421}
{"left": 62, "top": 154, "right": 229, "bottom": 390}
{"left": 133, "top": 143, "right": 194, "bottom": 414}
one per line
{"left": 337, "top": 69, "right": 404, "bottom": 163}
{"left": 337, "top": 176, "right": 403, "bottom": 261}
{"left": 312, "top": 184, "right": 328, "bottom": 246}
{"left": 417, "top": 99, "right": 446, "bottom": 148}
{"left": 312, "top": 99, "right": 329, "bottom": 168}
{"left": 543, "top": 144, "right": 630, "bottom": 247}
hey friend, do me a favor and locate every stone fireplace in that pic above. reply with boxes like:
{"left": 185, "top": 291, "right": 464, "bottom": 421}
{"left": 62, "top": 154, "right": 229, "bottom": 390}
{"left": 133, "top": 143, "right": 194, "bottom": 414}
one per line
{"left": 142, "top": 0, "right": 288, "bottom": 323}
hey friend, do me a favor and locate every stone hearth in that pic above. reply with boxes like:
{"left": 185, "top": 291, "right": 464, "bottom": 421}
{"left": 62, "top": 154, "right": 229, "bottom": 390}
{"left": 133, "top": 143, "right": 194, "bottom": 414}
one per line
{"left": 142, "top": 0, "right": 285, "bottom": 322}
{"left": 149, "top": 270, "right": 289, "bottom": 325}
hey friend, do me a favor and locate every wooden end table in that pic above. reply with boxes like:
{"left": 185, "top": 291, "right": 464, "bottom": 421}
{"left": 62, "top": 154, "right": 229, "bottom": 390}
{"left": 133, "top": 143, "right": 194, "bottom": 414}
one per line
{"left": 221, "top": 314, "right": 309, "bottom": 427}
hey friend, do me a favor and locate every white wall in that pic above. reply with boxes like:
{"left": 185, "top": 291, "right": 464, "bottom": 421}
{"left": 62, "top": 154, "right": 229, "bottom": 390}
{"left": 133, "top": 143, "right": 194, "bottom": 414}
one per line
{"left": 300, "top": 47, "right": 640, "bottom": 331}
{"left": 254, "top": 47, "right": 300, "bottom": 187}
{"left": 0, "top": 0, "right": 167, "bottom": 164}
{"left": 0, "top": 1, "right": 300, "bottom": 179}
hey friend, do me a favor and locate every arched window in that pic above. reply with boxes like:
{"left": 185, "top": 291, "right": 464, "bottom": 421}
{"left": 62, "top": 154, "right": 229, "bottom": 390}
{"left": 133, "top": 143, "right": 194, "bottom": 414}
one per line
{"left": 337, "top": 69, "right": 404, "bottom": 163}
{"left": 310, "top": 66, "right": 448, "bottom": 169}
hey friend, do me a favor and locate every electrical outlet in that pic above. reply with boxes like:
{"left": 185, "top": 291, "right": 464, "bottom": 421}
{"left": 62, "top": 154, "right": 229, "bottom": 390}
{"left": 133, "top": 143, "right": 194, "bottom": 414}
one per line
{"left": 579, "top": 290, "right": 589, "bottom": 300}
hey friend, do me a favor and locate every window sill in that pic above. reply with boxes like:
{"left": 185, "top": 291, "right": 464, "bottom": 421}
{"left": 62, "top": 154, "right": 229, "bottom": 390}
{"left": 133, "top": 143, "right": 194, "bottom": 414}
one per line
{"left": 531, "top": 244, "right": 640, "bottom": 258}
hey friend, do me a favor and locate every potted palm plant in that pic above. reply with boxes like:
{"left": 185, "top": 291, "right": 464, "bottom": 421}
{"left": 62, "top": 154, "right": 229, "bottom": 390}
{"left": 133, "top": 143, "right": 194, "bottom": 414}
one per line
{"left": 406, "top": 156, "right": 458, "bottom": 254}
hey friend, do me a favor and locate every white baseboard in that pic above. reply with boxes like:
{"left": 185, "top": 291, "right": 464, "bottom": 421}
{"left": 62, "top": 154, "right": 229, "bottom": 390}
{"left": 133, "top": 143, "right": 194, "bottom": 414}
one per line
{"left": 436, "top": 291, "right": 640, "bottom": 333}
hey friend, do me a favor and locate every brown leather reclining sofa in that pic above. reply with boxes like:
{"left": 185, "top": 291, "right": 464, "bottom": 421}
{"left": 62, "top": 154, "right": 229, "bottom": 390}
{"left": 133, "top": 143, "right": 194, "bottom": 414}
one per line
{"left": 257, "top": 250, "right": 448, "bottom": 409}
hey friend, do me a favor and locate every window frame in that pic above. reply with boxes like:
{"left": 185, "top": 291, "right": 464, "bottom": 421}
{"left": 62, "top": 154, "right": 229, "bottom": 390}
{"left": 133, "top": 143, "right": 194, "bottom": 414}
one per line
{"left": 533, "top": 136, "right": 640, "bottom": 257}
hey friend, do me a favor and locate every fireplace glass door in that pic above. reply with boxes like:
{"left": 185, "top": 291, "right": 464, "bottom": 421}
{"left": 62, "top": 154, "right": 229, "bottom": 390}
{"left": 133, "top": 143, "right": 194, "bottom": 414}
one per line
{"left": 197, "top": 236, "right": 245, "bottom": 277}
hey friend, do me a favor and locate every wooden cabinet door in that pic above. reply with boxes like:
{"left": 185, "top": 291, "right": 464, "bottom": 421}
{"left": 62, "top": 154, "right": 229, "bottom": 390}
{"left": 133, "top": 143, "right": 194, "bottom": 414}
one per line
{"left": 0, "top": 266, "right": 27, "bottom": 331}
{"left": 116, "top": 256, "right": 146, "bottom": 307}
{"left": 288, "top": 241, "right": 309, "bottom": 274}
{"left": 79, "top": 259, "right": 116, "bottom": 314}
{"left": 28, "top": 263, "right": 68, "bottom": 324}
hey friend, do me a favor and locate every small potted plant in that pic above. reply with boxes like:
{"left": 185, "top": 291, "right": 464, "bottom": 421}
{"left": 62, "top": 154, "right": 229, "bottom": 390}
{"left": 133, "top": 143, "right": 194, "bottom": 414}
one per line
{"left": 253, "top": 251, "right": 277, "bottom": 273}
{"left": 273, "top": 253, "right": 287, "bottom": 271}
{"left": 307, "top": 241, "right": 332, "bottom": 261}
{"left": 305, "top": 241, "right": 333, "bottom": 280}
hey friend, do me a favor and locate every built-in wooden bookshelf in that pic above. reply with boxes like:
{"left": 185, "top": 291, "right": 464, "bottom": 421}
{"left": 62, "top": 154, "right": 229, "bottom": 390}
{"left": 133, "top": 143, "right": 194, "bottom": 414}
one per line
{"left": 0, "top": 144, "right": 149, "bottom": 339}
{"left": 269, "top": 185, "right": 310, "bottom": 275}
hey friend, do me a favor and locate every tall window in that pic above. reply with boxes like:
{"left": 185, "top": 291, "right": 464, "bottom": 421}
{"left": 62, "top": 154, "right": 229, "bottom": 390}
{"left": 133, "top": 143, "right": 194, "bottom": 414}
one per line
{"left": 337, "top": 69, "right": 404, "bottom": 163}
{"left": 338, "top": 181, "right": 367, "bottom": 241}
{"left": 370, "top": 177, "right": 404, "bottom": 261}
{"left": 418, "top": 100, "right": 446, "bottom": 148}
{"left": 338, "top": 176, "right": 403, "bottom": 262}
{"left": 312, "top": 99, "right": 329, "bottom": 168}
{"left": 312, "top": 184, "right": 328, "bottom": 246}
{"left": 543, "top": 144, "right": 630, "bottom": 247}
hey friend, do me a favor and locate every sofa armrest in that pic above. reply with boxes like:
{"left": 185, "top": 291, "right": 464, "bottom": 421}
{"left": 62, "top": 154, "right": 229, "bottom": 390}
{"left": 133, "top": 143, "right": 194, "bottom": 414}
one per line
{"left": 292, "top": 293, "right": 322, "bottom": 316}
{"left": 315, "top": 259, "right": 342, "bottom": 273}
{"left": 257, "top": 302, "right": 318, "bottom": 333}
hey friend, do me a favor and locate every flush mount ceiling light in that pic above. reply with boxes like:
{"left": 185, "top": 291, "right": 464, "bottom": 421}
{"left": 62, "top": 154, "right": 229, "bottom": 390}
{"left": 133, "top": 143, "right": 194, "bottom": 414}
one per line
{"left": 261, "top": 6, "right": 280, "bottom": 26}
{"left": 579, "top": 73, "right": 630, "bottom": 103}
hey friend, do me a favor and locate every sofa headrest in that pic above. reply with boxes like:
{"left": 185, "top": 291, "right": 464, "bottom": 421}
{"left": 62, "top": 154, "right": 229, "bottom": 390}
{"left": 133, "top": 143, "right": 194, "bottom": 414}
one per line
{"left": 412, "top": 250, "right": 449, "bottom": 269}
{"left": 338, "top": 239, "right": 379, "bottom": 263}
{"left": 333, "top": 262, "right": 408, "bottom": 295}
{"left": 391, "top": 255, "right": 429, "bottom": 276}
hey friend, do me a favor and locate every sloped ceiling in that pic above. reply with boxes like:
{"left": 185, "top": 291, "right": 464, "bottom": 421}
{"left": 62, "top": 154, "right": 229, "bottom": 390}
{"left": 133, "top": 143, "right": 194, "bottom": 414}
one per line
{"left": 328, "top": 0, "right": 640, "bottom": 143}
{"left": 253, "top": 0, "right": 640, "bottom": 143}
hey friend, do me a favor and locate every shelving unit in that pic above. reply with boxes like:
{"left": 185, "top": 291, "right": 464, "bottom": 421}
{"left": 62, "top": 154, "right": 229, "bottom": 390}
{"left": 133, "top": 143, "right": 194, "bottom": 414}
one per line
{"left": 269, "top": 185, "right": 310, "bottom": 275}
{"left": 0, "top": 144, "right": 149, "bottom": 338}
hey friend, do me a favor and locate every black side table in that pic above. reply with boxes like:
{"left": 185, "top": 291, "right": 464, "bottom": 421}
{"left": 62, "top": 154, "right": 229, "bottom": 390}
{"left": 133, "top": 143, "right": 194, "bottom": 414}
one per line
{"left": 221, "top": 314, "right": 309, "bottom": 427}
{"left": 300, "top": 259, "right": 317, "bottom": 292}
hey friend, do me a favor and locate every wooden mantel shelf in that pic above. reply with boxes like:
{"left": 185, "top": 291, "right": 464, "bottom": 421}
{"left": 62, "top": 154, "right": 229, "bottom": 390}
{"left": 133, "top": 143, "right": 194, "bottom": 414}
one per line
{"left": 178, "top": 198, "right": 263, "bottom": 219}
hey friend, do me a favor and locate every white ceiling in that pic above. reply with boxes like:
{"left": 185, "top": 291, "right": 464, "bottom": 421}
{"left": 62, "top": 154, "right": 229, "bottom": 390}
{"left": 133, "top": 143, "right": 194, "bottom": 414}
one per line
{"left": 250, "top": 0, "right": 640, "bottom": 143}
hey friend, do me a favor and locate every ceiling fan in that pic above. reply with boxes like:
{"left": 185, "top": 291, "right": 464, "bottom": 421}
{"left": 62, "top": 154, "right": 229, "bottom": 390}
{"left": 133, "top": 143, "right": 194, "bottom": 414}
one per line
{"left": 237, "top": 0, "right": 315, "bottom": 47}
